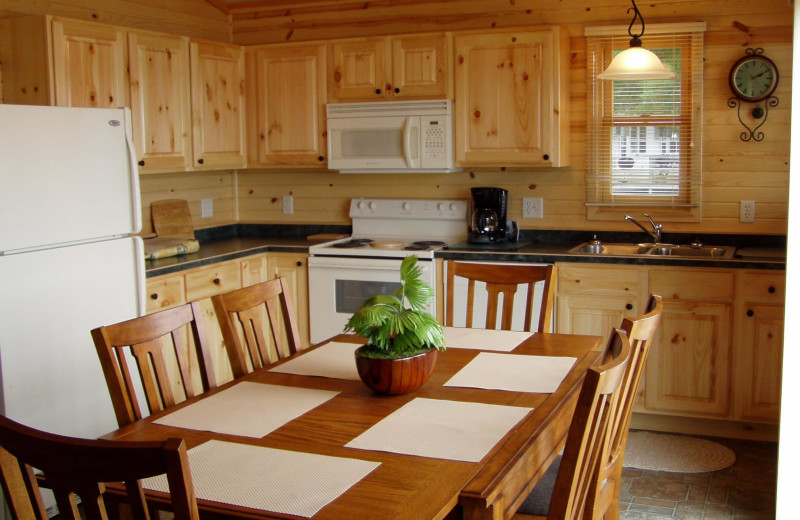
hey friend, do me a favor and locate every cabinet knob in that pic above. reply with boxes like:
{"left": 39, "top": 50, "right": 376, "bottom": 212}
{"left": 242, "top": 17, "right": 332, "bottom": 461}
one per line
{"left": 150, "top": 293, "right": 158, "bottom": 300}
{"left": 375, "top": 88, "right": 382, "bottom": 95}
{"left": 296, "top": 261, "right": 302, "bottom": 267}
{"left": 394, "top": 87, "right": 400, "bottom": 94}
{"left": 213, "top": 278, "right": 220, "bottom": 285}
{"left": 138, "top": 160, "right": 145, "bottom": 166}
{"left": 626, "top": 303, "right": 633, "bottom": 310}
{"left": 747, "top": 309, "right": 755, "bottom": 317}
{"left": 768, "top": 286, "right": 776, "bottom": 293}
{"left": 197, "top": 158, "right": 204, "bottom": 165}
{"left": 543, "top": 154, "right": 550, "bottom": 161}
{"left": 318, "top": 156, "right": 324, "bottom": 162}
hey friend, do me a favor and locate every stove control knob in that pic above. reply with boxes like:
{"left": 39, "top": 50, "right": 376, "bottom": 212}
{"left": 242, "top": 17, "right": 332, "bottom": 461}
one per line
{"left": 403, "top": 202, "right": 411, "bottom": 211}
{"left": 437, "top": 202, "right": 446, "bottom": 211}
{"left": 449, "top": 203, "right": 459, "bottom": 212}
{"left": 357, "top": 201, "right": 366, "bottom": 210}
{"left": 369, "top": 201, "right": 377, "bottom": 210}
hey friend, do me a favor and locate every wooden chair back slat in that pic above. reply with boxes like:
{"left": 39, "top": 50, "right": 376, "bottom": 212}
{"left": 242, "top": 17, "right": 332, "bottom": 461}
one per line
{"left": 0, "top": 414, "right": 199, "bottom": 520}
{"left": 212, "top": 277, "right": 302, "bottom": 379}
{"left": 92, "top": 301, "right": 216, "bottom": 427}
{"left": 446, "top": 261, "right": 556, "bottom": 332}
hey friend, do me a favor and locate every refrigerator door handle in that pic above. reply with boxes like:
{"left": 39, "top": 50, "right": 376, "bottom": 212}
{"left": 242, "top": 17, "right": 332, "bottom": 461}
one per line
{"left": 131, "top": 236, "right": 146, "bottom": 317}
{"left": 123, "top": 108, "right": 142, "bottom": 234}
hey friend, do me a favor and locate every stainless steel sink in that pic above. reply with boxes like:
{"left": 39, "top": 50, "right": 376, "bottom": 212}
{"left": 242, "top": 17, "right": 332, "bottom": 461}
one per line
{"left": 568, "top": 242, "right": 735, "bottom": 259}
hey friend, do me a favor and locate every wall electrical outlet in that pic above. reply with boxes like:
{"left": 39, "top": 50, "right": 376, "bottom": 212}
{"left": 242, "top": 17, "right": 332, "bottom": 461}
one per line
{"left": 201, "top": 198, "right": 213, "bottom": 218}
{"left": 522, "top": 197, "right": 543, "bottom": 219}
{"left": 282, "top": 195, "right": 294, "bottom": 215}
{"left": 740, "top": 200, "right": 755, "bottom": 223}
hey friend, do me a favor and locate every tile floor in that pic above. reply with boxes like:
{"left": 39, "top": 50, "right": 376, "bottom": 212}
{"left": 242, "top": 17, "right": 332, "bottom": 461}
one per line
{"left": 619, "top": 435, "right": 778, "bottom": 519}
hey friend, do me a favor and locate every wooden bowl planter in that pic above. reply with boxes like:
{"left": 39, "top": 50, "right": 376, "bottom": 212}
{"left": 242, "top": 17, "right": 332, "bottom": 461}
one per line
{"left": 355, "top": 347, "right": 438, "bottom": 395}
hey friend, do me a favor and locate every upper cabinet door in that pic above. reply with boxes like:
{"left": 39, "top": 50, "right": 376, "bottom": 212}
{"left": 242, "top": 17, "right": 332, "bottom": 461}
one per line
{"left": 190, "top": 40, "right": 247, "bottom": 170}
{"left": 328, "top": 34, "right": 451, "bottom": 102}
{"left": 51, "top": 19, "right": 128, "bottom": 108}
{"left": 454, "top": 28, "right": 569, "bottom": 167}
{"left": 391, "top": 34, "right": 452, "bottom": 99}
{"left": 128, "top": 31, "right": 192, "bottom": 173}
{"left": 247, "top": 43, "right": 327, "bottom": 166}
{"left": 329, "top": 37, "right": 388, "bottom": 102}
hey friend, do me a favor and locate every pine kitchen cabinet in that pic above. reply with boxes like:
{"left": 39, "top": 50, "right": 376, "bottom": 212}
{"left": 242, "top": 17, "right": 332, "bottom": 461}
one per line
{"left": 555, "top": 262, "right": 786, "bottom": 430}
{"left": 736, "top": 271, "right": 786, "bottom": 423}
{"left": 453, "top": 27, "right": 570, "bottom": 167}
{"left": 245, "top": 42, "right": 328, "bottom": 166}
{"left": 189, "top": 40, "right": 247, "bottom": 170}
{"left": 328, "top": 33, "right": 452, "bottom": 102}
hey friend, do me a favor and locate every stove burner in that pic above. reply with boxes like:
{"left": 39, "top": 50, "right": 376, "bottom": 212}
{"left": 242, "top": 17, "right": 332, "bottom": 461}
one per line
{"left": 403, "top": 245, "right": 431, "bottom": 251}
{"left": 331, "top": 240, "right": 368, "bottom": 249}
{"left": 350, "top": 238, "right": 373, "bottom": 244}
{"left": 411, "top": 240, "right": 447, "bottom": 247}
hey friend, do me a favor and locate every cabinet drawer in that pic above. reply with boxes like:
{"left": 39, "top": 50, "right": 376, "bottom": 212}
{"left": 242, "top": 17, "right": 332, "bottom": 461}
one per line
{"left": 557, "top": 265, "right": 643, "bottom": 296}
{"left": 740, "top": 272, "right": 785, "bottom": 303}
{"left": 145, "top": 275, "right": 186, "bottom": 313}
{"left": 185, "top": 261, "right": 241, "bottom": 300}
{"left": 649, "top": 269, "right": 734, "bottom": 301}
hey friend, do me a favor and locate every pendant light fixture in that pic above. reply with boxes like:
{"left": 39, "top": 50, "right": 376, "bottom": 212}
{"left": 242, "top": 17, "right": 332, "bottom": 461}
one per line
{"left": 597, "top": 0, "right": 675, "bottom": 81}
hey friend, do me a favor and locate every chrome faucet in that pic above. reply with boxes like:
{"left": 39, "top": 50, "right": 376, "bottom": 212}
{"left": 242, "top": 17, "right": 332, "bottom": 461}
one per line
{"left": 625, "top": 214, "right": 663, "bottom": 244}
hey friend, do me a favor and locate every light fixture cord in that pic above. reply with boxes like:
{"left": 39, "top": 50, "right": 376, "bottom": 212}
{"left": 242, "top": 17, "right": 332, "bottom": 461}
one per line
{"left": 627, "top": 0, "right": 645, "bottom": 47}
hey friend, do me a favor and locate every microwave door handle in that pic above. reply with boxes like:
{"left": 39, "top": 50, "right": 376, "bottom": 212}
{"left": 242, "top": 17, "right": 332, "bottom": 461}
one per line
{"left": 403, "top": 117, "right": 413, "bottom": 167}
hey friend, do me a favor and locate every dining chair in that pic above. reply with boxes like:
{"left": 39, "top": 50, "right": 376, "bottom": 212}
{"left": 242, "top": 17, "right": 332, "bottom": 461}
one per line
{"left": 0, "top": 412, "right": 198, "bottom": 520}
{"left": 513, "top": 327, "right": 632, "bottom": 520}
{"left": 445, "top": 261, "right": 556, "bottom": 332}
{"left": 211, "top": 277, "right": 302, "bottom": 378}
{"left": 92, "top": 301, "right": 217, "bottom": 427}
{"left": 584, "top": 294, "right": 663, "bottom": 520}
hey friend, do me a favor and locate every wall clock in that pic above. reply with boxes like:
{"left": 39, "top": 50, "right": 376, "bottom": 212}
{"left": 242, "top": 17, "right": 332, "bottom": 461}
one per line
{"left": 729, "top": 51, "right": 779, "bottom": 102}
{"left": 727, "top": 48, "right": 780, "bottom": 142}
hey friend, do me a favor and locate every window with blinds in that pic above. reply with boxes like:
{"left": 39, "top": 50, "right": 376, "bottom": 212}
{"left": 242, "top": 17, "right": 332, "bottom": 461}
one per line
{"left": 585, "top": 23, "right": 706, "bottom": 221}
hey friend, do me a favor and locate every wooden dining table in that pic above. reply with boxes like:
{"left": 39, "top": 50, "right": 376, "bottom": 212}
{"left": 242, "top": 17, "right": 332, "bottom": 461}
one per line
{"left": 103, "top": 330, "right": 603, "bottom": 520}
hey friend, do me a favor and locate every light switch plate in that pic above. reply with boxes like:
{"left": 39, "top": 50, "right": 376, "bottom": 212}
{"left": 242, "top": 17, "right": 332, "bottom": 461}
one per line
{"left": 282, "top": 195, "right": 294, "bottom": 215}
{"left": 201, "top": 198, "right": 213, "bottom": 218}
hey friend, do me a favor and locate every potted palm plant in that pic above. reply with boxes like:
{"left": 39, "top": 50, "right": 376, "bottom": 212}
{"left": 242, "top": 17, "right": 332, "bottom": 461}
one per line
{"left": 344, "top": 255, "right": 445, "bottom": 395}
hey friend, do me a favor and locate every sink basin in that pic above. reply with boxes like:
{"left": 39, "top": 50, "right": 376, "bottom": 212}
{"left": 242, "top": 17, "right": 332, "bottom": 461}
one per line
{"left": 568, "top": 242, "right": 735, "bottom": 259}
{"left": 648, "top": 245, "right": 734, "bottom": 258}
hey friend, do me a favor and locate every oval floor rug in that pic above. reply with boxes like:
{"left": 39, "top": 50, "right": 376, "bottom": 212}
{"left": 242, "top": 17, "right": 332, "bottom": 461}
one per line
{"left": 623, "top": 431, "right": 736, "bottom": 473}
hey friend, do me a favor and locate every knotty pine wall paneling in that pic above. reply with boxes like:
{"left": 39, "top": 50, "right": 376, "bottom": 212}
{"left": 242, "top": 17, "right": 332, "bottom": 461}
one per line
{"left": 234, "top": 0, "right": 792, "bottom": 236}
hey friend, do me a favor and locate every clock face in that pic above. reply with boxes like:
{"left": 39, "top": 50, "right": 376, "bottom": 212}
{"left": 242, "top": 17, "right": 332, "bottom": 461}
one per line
{"left": 729, "top": 55, "right": 779, "bottom": 102}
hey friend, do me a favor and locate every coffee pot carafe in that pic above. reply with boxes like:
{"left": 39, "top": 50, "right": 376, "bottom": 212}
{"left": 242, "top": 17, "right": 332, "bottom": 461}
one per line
{"left": 468, "top": 187, "right": 511, "bottom": 243}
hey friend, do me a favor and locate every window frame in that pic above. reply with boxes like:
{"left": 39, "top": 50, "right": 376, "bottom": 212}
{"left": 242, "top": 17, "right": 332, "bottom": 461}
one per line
{"left": 585, "top": 23, "right": 706, "bottom": 222}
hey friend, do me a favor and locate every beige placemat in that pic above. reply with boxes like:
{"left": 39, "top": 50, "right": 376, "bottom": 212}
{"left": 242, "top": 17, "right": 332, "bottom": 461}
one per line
{"left": 345, "top": 397, "right": 532, "bottom": 462}
{"left": 443, "top": 352, "right": 577, "bottom": 393}
{"left": 154, "top": 382, "right": 339, "bottom": 438}
{"left": 144, "top": 440, "right": 380, "bottom": 518}
{"left": 444, "top": 327, "right": 533, "bottom": 351}
{"left": 269, "top": 341, "right": 363, "bottom": 380}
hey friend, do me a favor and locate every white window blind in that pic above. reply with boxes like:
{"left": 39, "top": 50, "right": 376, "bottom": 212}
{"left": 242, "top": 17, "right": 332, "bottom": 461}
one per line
{"left": 585, "top": 23, "right": 705, "bottom": 221}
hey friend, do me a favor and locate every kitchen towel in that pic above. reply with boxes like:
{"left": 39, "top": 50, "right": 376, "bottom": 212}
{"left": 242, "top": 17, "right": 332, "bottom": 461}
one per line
{"left": 144, "top": 440, "right": 380, "bottom": 518}
{"left": 443, "top": 352, "right": 577, "bottom": 393}
{"left": 153, "top": 382, "right": 339, "bottom": 438}
{"left": 345, "top": 397, "right": 531, "bottom": 462}
{"left": 444, "top": 327, "right": 532, "bottom": 351}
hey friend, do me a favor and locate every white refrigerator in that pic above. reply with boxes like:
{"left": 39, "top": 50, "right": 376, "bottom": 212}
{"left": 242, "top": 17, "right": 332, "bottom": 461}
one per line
{"left": 0, "top": 104, "right": 145, "bottom": 439}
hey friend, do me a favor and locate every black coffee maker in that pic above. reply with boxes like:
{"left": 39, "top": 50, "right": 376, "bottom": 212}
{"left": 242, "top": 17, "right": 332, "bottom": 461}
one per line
{"left": 468, "top": 187, "right": 511, "bottom": 243}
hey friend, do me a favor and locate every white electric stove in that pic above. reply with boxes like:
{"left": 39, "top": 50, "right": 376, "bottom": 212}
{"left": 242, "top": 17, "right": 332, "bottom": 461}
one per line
{"left": 308, "top": 198, "right": 468, "bottom": 343}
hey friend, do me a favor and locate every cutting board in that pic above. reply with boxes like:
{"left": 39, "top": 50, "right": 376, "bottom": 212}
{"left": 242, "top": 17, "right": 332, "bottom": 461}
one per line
{"left": 151, "top": 199, "right": 194, "bottom": 239}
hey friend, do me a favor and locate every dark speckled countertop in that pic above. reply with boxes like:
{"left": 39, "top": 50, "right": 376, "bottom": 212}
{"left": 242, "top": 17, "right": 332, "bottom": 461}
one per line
{"left": 145, "top": 225, "right": 787, "bottom": 278}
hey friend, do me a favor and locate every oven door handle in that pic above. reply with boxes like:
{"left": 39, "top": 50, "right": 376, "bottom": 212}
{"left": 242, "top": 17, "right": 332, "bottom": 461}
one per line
{"left": 309, "top": 259, "right": 430, "bottom": 271}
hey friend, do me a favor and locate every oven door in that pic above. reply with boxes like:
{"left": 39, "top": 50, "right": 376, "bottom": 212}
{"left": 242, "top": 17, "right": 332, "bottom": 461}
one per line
{"left": 308, "top": 255, "right": 435, "bottom": 344}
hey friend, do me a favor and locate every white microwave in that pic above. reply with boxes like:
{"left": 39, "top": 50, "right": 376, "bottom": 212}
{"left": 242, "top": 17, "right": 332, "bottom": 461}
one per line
{"left": 326, "top": 99, "right": 460, "bottom": 173}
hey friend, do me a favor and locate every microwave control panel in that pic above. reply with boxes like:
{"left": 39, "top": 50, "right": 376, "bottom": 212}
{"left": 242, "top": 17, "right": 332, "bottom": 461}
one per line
{"left": 421, "top": 116, "right": 449, "bottom": 164}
